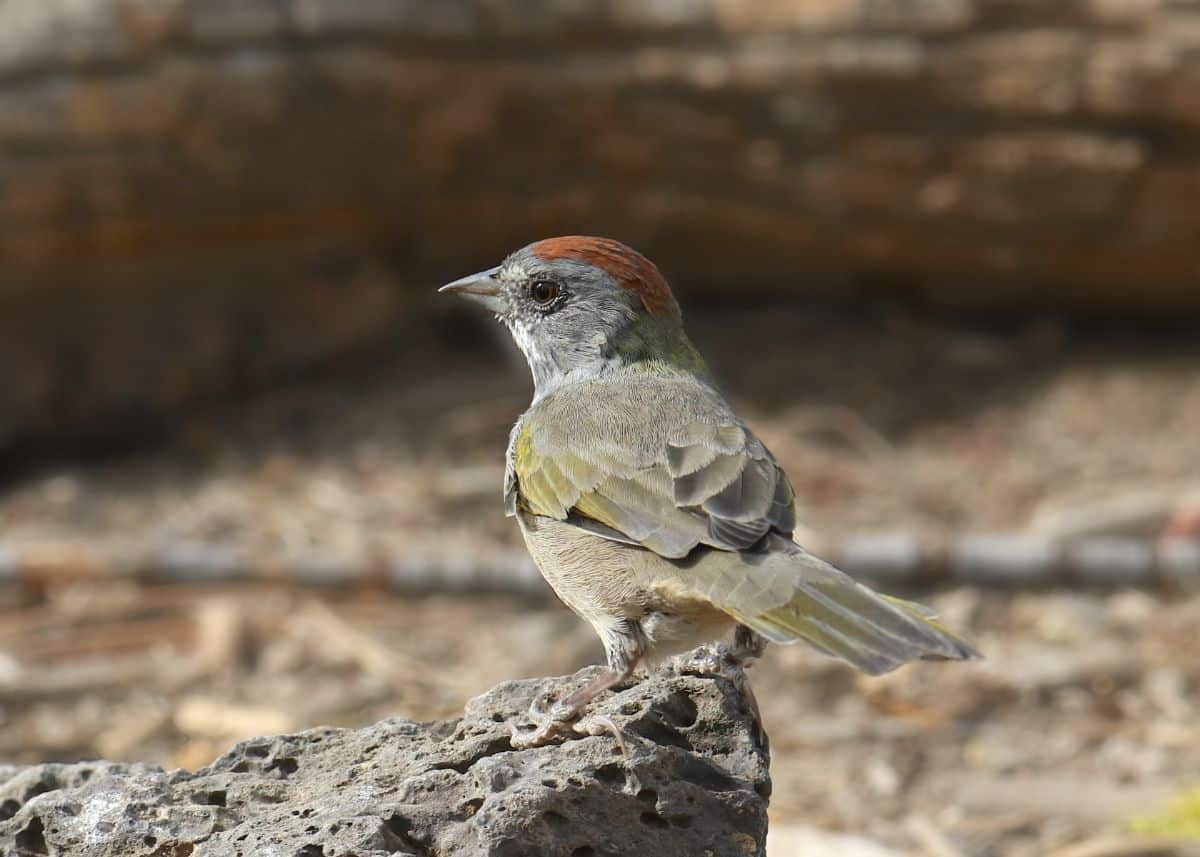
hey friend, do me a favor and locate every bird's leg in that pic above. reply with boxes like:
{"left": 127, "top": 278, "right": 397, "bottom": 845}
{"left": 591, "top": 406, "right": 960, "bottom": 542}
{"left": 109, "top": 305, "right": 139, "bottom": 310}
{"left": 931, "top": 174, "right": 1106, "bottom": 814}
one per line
{"left": 731, "top": 625, "right": 768, "bottom": 666}
{"left": 672, "top": 626, "right": 768, "bottom": 746}
{"left": 567, "top": 666, "right": 636, "bottom": 757}
{"left": 677, "top": 626, "right": 766, "bottom": 675}
{"left": 511, "top": 664, "right": 634, "bottom": 750}
{"left": 672, "top": 642, "right": 728, "bottom": 677}
{"left": 559, "top": 662, "right": 635, "bottom": 709}
{"left": 728, "top": 625, "right": 768, "bottom": 745}
{"left": 510, "top": 626, "right": 642, "bottom": 750}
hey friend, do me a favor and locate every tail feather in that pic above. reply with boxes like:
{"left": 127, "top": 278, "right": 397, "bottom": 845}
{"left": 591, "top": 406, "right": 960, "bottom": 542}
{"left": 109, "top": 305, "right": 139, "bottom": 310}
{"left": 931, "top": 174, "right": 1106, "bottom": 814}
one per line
{"left": 677, "top": 533, "right": 981, "bottom": 675}
{"left": 730, "top": 579, "right": 981, "bottom": 677}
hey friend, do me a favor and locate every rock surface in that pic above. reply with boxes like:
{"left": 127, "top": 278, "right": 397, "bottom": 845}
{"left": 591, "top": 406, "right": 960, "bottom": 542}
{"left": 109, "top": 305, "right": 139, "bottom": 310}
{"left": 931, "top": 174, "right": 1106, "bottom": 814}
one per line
{"left": 0, "top": 667, "right": 770, "bottom": 857}
{"left": 2, "top": 0, "right": 1200, "bottom": 447}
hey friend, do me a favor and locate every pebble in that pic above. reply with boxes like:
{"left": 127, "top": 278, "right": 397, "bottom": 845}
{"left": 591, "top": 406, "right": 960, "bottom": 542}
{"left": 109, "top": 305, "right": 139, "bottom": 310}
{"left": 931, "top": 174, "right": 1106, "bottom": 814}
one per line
{"left": 866, "top": 757, "right": 901, "bottom": 798}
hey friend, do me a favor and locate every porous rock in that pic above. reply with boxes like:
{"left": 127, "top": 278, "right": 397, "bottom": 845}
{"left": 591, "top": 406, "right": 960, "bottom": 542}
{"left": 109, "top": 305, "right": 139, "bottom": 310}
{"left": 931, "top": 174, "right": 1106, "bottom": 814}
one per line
{"left": 0, "top": 667, "right": 770, "bottom": 856}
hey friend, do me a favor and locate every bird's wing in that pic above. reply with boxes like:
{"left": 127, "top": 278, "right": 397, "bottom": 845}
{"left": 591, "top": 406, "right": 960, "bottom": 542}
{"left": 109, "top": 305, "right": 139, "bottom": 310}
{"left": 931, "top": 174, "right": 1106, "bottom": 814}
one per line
{"left": 508, "top": 376, "right": 981, "bottom": 675}
{"left": 506, "top": 376, "right": 795, "bottom": 558}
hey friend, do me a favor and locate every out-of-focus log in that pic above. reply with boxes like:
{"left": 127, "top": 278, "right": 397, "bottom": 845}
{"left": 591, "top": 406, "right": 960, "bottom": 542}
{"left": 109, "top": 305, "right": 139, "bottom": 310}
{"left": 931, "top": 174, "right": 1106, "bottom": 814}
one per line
{"left": 2, "top": 0, "right": 1199, "bottom": 444}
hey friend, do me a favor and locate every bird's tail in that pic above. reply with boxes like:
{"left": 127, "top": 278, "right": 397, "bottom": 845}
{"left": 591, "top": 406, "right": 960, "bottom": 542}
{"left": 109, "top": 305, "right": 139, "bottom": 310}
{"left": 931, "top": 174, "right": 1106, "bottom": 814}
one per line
{"left": 724, "top": 544, "right": 981, "bottom": 676}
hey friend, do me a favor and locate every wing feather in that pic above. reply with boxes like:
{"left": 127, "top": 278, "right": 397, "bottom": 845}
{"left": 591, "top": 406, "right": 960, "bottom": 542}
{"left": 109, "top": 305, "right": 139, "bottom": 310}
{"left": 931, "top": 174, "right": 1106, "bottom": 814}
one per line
{"left": 704, "top": 458, "right": 776, "bottom": 521}
{"left": 665, "top": 442, "right": 718, "bottom": 478}
{"left": 673, "top": 453, "right": 745, "bottom": 507}
{"left": 506, "top": 377, "right": 796, "bottom": 556}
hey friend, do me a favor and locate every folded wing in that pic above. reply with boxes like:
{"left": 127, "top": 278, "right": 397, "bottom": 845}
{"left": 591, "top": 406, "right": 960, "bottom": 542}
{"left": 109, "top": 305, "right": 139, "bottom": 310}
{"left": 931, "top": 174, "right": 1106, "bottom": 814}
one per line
{"left": 508, "top": 377, "right": 795, "bottom": 558}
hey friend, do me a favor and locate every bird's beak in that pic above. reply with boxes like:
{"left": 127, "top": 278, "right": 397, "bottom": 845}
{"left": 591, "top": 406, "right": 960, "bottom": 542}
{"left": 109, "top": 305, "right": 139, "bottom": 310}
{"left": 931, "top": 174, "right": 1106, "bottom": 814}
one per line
{"left": 438, "top": 266, "right": 505, "bottom": 313}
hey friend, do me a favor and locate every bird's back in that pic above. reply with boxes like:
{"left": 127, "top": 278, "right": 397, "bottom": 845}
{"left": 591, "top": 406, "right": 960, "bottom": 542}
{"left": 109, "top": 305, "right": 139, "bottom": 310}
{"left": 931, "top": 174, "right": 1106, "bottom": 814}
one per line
{"left": 521, "top": 369, "right": 744, "bottom": 464}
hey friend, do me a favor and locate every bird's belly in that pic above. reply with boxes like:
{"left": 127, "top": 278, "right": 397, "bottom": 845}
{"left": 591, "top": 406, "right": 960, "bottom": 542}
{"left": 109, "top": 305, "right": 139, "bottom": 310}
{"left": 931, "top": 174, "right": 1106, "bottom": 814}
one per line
{"left": 517, "top": 512, "right": 735, "bottom": 660}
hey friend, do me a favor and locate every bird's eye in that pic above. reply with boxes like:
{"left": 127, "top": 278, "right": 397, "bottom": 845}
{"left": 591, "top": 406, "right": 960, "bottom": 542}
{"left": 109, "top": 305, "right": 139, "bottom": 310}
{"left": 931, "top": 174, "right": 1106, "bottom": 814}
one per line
{"left": 530, "top": 280, "right": 560, "bottom": 306}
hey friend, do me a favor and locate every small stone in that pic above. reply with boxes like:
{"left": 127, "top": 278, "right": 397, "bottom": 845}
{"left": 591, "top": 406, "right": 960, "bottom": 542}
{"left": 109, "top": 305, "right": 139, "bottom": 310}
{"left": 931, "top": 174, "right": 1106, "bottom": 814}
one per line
{"left": 1108, "top": 589, "right": 1156, "bottom": 625}
{"left": 865, "top": 757, "right": 901, "bottom": 797}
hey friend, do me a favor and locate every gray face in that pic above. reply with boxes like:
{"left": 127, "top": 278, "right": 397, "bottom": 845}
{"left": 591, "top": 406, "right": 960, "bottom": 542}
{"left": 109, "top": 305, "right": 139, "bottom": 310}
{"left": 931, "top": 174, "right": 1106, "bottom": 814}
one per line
{"left": 441, "top": 246, "right": 643, "bottom": 397}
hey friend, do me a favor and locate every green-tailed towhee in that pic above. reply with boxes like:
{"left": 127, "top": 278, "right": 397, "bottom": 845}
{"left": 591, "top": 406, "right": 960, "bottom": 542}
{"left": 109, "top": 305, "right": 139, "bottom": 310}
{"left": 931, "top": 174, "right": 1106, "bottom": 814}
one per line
{"left": 441, "top": 236, "right": 979, "bottom": 748}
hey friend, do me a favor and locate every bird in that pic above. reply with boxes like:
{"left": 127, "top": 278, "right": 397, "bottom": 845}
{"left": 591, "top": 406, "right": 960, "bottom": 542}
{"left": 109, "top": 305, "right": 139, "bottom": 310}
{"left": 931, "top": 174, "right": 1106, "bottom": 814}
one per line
{"left": 440, "top": 236, "right": 980, "bottom": 748}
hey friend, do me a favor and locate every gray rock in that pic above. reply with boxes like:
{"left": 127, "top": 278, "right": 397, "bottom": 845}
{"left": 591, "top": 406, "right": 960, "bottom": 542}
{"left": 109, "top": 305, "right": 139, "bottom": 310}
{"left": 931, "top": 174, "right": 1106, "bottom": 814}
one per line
{"left": 0, "top": 667, "right": 770, "bottom": 857}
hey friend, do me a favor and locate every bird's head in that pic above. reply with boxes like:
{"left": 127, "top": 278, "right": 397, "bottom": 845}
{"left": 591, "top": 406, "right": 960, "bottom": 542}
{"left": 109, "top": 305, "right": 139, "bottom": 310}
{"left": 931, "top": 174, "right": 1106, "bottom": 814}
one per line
{"left": 440, "top": 236, "right": 704, "bottom": 396}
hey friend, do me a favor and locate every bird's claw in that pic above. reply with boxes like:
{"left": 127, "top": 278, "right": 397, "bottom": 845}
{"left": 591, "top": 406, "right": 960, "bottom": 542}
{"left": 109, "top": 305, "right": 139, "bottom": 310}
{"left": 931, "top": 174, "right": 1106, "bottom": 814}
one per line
{"left": 574, "top": 714, "right": 630, "bottom": 757}
{"left": 509, "top": 699, "right": 631, "bottom": 754}
{"left": 509, "top": 699, "right": 580, "bottom": 749}
{"left": 671, "top": 644, "right": 766, "bottom": 746}
{"left": 528, "top": 690, "right": 560, "bottom": 718}
{"left": 509, "top": 720, "right": 564, "bottom": 750}
{"left": 672, "top": 644, "right": 731, "bottom": 679}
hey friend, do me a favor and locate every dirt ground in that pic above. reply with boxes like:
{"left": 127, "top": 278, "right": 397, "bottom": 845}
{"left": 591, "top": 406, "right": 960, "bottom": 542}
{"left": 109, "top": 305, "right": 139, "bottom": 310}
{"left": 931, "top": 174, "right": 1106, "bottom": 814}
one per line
{"left": 1, "top": 302, "right": 1198, "bottom": 855}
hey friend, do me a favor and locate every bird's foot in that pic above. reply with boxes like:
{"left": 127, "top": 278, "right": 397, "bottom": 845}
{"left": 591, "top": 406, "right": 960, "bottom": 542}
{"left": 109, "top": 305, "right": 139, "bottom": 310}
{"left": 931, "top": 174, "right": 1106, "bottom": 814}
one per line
{"left": 672, "top": 643, "right": 744, "bottom": 683}
{"left": 672, "top": 644, "right": 766, "bottom": 746}
{"left": 509, "top": 701, "right": 631, "bottom": 754}
{"left": 732, "top": 626, "right": 768, "bottom": 665}
{"left": 574, "top": 714, "right": 630, "bottom": 757}
{"left": 509, "top": 695, "right": 580, "bottom": 749}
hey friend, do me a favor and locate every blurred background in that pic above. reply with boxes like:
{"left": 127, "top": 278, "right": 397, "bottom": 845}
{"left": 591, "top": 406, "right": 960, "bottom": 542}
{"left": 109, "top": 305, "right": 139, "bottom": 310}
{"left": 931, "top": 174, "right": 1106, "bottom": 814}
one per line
{"left": 1, "top": 1, "right": 1199, "bottom": 854}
